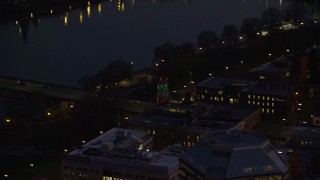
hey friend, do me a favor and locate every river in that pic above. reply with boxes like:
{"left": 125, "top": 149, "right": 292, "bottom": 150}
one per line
{"left": 0, "top": 0, "right": 293, "bottom": 87}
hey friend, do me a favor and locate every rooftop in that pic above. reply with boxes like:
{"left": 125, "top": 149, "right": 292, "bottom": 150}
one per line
{"left": 181, "top": 130, "right": 289, "bottom": 179}
{"left": 128, "top": 107, "right": 186, "bottom": 128}
{"left": 190, "top": 103, "right": 259, "bottom": 130}
{"left": 250, "top": 56, "right": 290, "bottom": 75}
{"left": 197, "top": 76, "right": 292, "bottom": 97}
{"left": 290, "top": 126, "right": 320, "bottom": 134}
{"left": 66, "top": 128, "right": 179, "bottom": 175}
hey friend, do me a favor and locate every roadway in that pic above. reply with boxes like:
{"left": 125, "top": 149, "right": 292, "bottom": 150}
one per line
{"left": 0, "top": 76, "right": 93, "bottom": 102}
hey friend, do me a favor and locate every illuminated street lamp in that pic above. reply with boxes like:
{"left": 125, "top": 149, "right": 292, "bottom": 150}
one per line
{"left": 47, "top": 112, "right": 51, "bottom": 116}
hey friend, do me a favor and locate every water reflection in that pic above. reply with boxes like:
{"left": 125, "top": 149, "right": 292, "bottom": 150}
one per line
{"left": 0, "top": 0, "right": 316, "bottom": 42}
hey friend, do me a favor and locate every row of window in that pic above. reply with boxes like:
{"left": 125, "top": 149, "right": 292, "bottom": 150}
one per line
{"left": 248, "top": 101, "right": 275, "bottom": 107}
{"left": 248, "top": 95, "right": 275, "bottom": 101}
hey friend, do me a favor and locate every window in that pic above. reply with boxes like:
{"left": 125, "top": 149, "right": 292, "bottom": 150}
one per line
{"left": 248, "top": 95, "right": 251, "bottom": 99}
{"left": 218, "top": 90, "right": 223, "bottom": 95}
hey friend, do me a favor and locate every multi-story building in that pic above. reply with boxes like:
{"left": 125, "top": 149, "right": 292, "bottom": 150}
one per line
{"left": 196, "top": 76, "right": 293, "bottom": 120}
{"left": 61, "top": 128, "right": 180, "bottom": 180}
{"left": 248, "top": 56, "right": 291, "bottom": 83}
{"left": 127, "top": 104, "right": 192, "bottom": 150}
{"left": 178, "top": 103, "right": 261, "bottom": 148}
{"left": 179, "top": 130, "right": 290, "bottom": 179}
{"left": 286, "top": 126, "right": 320, "bottom": 148}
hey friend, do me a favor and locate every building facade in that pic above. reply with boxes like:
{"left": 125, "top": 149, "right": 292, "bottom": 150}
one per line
{"left": 196, "top": 76, "right": 293, "bottom": 120}
{"left": 61, "top": 128, "right": 180, "bottom": 180}
{"left": 180, "top": 130, "right": 290, "bottom": 180}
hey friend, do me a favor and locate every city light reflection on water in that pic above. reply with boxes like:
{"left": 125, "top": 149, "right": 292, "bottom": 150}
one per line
{"left": 0, "top": 0, "right": 307, "bottom": 87}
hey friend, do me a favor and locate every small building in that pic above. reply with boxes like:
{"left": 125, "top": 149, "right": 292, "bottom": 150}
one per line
{"left": 178, "top": 103, "right": 261, "bottom": 148}
{"left": 248, "top": 56, "right": 291, "bottom": 83}
{"left": 128, "top": 106, "right": 188, "bottom": 150}
{"left": 196, "top": 76, "right": 293, "bottom": 120}
{"left": 61, "top": 128, "right": 180, "bottom": 180}
{"left": 286, "top": 126, "right": 320, "bottom": 148}
{"left": 180, "top": 130, "right": 290, "bottom": 179}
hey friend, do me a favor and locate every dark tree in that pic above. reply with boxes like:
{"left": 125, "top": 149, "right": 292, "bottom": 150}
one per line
{"left": 154, "top": 43, "right": 179, "bottom": 62}
{"left": 261, "top": 7, "right": 282, "bottom": 29}
{"left": 241, "top": 17, "right": 260, "bottom": 40}
{"left": 197, "top": 30, "right": 219, "bottom": 52}
{"left": 79, "top": 59, "right": 132, "bottom": 91}
{"left": 283, "top": 2, "right": 306, "bottom": 26}
{"left": 178, "top": 42, "right": 196, "bottom": 58}
{"left": 221, "top": 25, "right": 239, "bottom": 48}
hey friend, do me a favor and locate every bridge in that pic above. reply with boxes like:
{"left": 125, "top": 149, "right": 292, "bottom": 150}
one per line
{"left": 0, "top": 75, "right": 152, "bottom": 113}
{"left": 0, "top": 75, "right": 94, "bottom": 102}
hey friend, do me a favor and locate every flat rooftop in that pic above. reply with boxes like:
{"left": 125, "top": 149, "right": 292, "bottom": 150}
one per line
{"left": 181, "top": 130, "right": 289, "bottom": 178}
{"left": 66, "top": 128, "right": 179, "bottom": 174}
{"left": 197, "top": 76, "right": 292, "bottom": 97}
{"left": 203, "top": 130, "right": 268, "bottom": 149}
{"left": 128, "top": 107, "right": 186, "bottom": 128}
{"left": 250, "top": 56, "right": 290, "bottom": 74}
{"left": 290, "top": 126, "right": 320, "bottom": 134}
{"left": 190, "top": 103, "right": 258, "bottom": 130}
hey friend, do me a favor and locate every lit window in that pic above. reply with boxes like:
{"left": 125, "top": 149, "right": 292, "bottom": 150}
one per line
{"left": 253, "top": 101, "right": 255, "bottom": 105}
{"left": 267, "top": 97, "right": 270, "bottom": 100}
{"left": 253, "top": 95, "right": 255, "bottom": 99}
{"left": 221, "top": 97, "right": 224, "bottom": 101}
{"left": 258, "top": 96, "right": 260, "bottom": 99}
{"left": 267, "top": 103, "right": 269, "bottom": 106}
{"left": 248, "top": 100, "right": 251, "bottom": 104}
{"left": 271, "top": 109, "right": 274, "bottom": 114}
{"left": 257, "top": 102, "right": 260, "bottom": 105}
{"left": 272, "top": 97, "right": 275, "bottom": 101}
{"left": 262, "top": 96, "right": 265, "bottom": 100}
{"left": 248, "top": 95, "right": 251, "bottom": 99}
{"left": 243, "top": 167, "right": 253, "bottom": 173}
{"left": 262, "top": 108, "right": 265, "bottom": 113}
{"left": 267, "top": 109, "right": 269, "bottom": 113}
{"left": 152, "top": 130, "right": 156, "bottom": 135}
{"left": 229, "top": 98, "right": 234, "bottom": 104}
{"left": 272, "top": 103, "right": 274, "bottom": 107}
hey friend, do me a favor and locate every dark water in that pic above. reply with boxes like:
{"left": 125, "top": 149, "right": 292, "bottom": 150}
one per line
{"left": 0, "top": 0, "right": 291, "bottom": 87}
